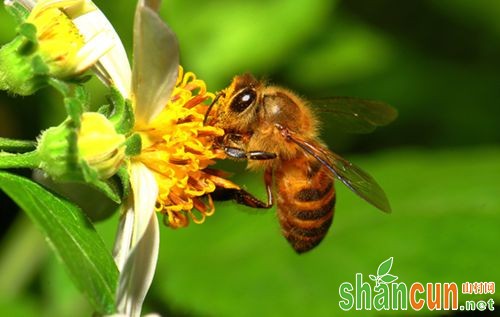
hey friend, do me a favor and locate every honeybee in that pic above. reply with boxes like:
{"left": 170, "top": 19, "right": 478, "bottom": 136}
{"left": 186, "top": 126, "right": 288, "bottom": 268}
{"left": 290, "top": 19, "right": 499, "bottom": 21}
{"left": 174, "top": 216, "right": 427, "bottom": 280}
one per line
{"left": 205, "top": 74, "right": 397, "bottom": 253}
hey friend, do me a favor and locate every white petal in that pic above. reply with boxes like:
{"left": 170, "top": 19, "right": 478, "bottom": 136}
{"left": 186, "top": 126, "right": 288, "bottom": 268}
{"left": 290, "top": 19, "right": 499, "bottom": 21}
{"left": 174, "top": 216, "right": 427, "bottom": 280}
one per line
{"left": 112, "top": 198, "right": 135, "bottom": 272}
{"left": 4, "top": 0, "right": 35, "bottom": 10}
{"left": 114, "top": 162, "right": 160, "bottom": 316}
{"left": 139, "top": 0, "right": 160, "bottom": 12}
{"left": 132, "top": 1, "right": 179, "bottom": 126}
{"left": 116, "top": 212, "right": 159, "bottom": 317}
{"left": 129, "top": 162, "right": 158, "bottom": 243}
{"left": 74, "top": 30, "right": 114, "bottom": 73}
{"left": 73, "top": 2, "right": 132, "bottom": 97}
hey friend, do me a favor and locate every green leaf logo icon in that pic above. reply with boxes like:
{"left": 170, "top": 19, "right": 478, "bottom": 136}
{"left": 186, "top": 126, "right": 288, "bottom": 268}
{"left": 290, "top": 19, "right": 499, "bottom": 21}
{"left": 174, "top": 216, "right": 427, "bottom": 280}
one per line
{"left": 372, "top": 257, "right": 398, "bottom": 287}
{"left": 381, "top": 274, "right": 398, "bottom": 284}
{"left": 377, "top": 257, "right": 394, "bottom": 276}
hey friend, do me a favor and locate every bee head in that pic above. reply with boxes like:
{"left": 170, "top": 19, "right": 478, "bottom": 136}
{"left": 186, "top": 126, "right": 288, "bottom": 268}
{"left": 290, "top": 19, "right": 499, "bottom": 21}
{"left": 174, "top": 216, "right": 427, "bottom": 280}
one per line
{"left": 228, "top": 74, "right": 260, "bottom": 113}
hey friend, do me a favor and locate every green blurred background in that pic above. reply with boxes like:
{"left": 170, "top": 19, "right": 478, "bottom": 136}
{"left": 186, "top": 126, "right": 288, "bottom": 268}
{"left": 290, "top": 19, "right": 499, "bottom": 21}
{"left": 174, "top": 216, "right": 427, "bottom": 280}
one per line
{"left": 0, "top": 0, "right": 499, "bottom": 316}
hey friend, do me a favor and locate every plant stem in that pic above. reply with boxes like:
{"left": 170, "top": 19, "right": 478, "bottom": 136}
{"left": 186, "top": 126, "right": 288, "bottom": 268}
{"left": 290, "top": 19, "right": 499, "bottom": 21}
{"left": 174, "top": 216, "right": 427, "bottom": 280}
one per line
{"left": 0, "top": 150, "right": 40, "bottom": 169}
{"left": 0, "top": 137, "right": 36, "bottom": 152}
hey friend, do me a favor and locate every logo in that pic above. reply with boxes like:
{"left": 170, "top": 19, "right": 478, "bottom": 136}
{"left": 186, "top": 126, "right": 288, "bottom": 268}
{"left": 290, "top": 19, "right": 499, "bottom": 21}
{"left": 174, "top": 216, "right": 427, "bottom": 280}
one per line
{"left": 339, "top": 257, "right": 495, "bottom": 312}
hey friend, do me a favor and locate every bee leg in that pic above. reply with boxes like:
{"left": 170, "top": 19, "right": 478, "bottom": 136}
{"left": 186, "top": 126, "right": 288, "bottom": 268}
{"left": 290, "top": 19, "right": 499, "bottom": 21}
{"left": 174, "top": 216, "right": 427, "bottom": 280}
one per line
{"left": 221, "top": 133, "right": 276, "bottom": 160}
{"left": 211, "top": 188, "right": 271, "bottom": 208}
{"left": 212, "top": 167, "right": 274, "bottom": 209}
{"left": 223, "top": 146, "right": 251, "bottom": 159}
{"left": 224, "top": 146, "right": 277, "bottom": 160}
{"left": 248, "top": 151, "right": 277, "bottom": 160}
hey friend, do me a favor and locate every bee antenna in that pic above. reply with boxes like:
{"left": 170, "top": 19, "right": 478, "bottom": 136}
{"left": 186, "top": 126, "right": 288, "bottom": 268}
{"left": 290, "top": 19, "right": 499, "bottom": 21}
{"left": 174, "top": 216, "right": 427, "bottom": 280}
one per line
{"left": 203, "top": 92, "right": 223, "bottom": 126}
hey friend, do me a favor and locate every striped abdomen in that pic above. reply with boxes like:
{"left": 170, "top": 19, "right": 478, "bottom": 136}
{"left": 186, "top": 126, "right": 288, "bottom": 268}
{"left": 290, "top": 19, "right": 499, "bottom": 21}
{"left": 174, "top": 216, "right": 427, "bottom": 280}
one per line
{"left": 275, "top": 155, "right": 336, "bottom": 253}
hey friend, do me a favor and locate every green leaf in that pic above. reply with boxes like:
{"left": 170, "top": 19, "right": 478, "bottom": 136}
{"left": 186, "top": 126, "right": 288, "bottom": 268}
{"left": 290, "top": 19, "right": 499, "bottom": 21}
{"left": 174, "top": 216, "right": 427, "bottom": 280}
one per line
{"left": 377, "top": 257, "right": 393, "bottom": 277}
{"left": 380, "top": 274, "right": 398, "bottom": 284}
{"left": 0, "top": 171, "right": 118, "bottom": 314}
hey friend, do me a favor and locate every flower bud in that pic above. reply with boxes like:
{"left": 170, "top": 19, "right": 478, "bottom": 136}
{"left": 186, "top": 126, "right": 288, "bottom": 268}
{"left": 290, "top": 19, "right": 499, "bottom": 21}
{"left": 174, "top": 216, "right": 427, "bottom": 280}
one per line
{"left": 78, "top": 112, "right": 126, "bottom": 179}
{"left": 38, "top": 112, "right": 126, "bottom": 182}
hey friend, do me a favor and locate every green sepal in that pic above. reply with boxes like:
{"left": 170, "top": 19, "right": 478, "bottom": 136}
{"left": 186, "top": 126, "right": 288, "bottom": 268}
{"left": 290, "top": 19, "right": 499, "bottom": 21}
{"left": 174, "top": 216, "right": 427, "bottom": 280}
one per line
{"left": 67, "top": 85, "right": 89, "bottom": 124}
{"left": 0, "top": 33, "right": 49, "bottom": 96}
{"left": 107, "top": 87, "right": 135, "bottom": 134}
{"left": 17, "top": 23, "right": 37, "bottom": 42}
{"left": 31, "top": 55, "right": 49, "bottom": 74}
{"left": 48, "top": 77, "right": 71, "bottom": 96}
{"left": 125, "top": 133, "right": 142, "bottom": 156}
{"left": 49, "top": 79, "right": 87, "bottom": 124}
{"left": 65, "top": 74, "right": 92, "bottom": 84}
{"left": 116, "top": 164, "right": 131, "bottom": 199}
{"left": 79, "top": 162, "right": 121, "bottom": 204}
{"left": 97, "top": 103, "right": 112, "bottom": 117}
{"left": 37, "top": 118, "right": 80, "bottom": 180}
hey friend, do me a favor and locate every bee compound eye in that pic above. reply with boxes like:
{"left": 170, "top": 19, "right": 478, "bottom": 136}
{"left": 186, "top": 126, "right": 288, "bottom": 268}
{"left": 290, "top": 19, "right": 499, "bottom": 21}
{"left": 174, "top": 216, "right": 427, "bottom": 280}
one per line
{"left": 230, "top": 88, "right": 256, "bottom": 113}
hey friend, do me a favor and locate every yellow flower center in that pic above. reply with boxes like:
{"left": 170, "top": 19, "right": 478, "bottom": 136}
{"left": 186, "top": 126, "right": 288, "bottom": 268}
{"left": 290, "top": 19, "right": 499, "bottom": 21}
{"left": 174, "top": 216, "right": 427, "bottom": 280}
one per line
{"left": 24, "top": 0, "right": 112, "bottom": 79}
{"left": 135, "top": 67, "right": 238, "bottom": 228}
{"left": 27, "top": 2, "right": 86, "bottom": 77}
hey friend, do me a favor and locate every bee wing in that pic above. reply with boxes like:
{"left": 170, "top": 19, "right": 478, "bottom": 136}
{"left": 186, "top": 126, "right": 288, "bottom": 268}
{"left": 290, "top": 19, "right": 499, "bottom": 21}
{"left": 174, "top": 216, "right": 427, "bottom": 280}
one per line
{"left": 277, "top": 125, "right": 391, "bottom": 213}
{"left": 311, "top": 97, "right": 398, "bottom": 134}
{"left": 326, "top": 151, "right": 391, "bottom": 213}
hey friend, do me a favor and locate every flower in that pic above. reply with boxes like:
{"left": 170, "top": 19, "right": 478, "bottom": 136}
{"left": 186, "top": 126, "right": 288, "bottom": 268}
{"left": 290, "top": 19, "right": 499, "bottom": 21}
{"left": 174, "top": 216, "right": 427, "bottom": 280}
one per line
{"left": 0, "top": 0, "right": 122, "bottom": 95}
{"left": 4, "top": 0, "right": 240, "bottom": 315}
{"left": 103, "top": 0, "right": 241, "bottom": 239}
{"left": 95, "top": 1, "right": 238, "bottom": 316}
{"left": 114, "top": 64, "right": 240, "bottom": 316}
{"left": 25, "top": 0, "right": 113, "bottom": 78}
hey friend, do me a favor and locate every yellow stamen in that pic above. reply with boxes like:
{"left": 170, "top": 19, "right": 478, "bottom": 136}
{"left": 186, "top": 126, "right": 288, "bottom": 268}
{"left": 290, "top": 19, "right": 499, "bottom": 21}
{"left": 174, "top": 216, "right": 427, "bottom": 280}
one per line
{"left": 136, "top": 66, "right": 236, "bottom": 228}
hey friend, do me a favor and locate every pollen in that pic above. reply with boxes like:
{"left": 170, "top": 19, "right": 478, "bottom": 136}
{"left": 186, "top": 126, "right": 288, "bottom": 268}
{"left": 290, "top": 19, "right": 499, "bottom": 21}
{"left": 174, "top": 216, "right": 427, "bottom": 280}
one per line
{"left": 136, "top": 67, "right": 238, "bottom": 228}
